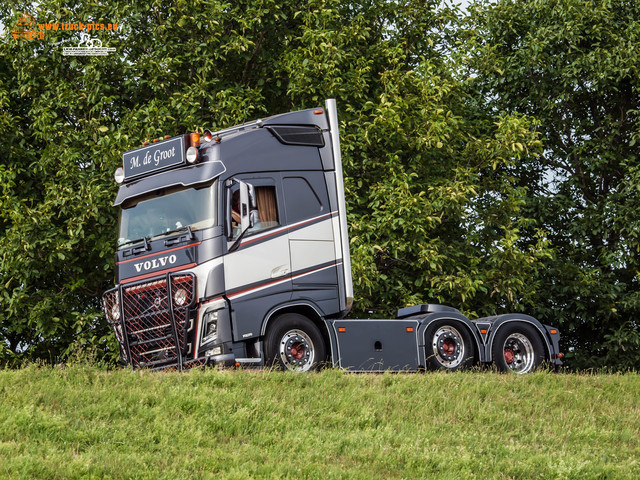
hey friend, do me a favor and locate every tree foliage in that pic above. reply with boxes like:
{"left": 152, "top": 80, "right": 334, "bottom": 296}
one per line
{"left": 0, "top": 0, "right": 636, "bottom": 369}
{"left": 467, "top": 0, "right": 640, "bottom": 368}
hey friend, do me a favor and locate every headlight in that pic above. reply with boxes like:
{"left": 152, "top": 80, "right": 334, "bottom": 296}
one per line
{"left": 173, "top": 288, "right": 188, "bottom": 306}
{"left": 205, "top": 316, "right": 217, "bottom": 339}
{"left": 201, "top": 303, "right": 224, "bottom": 345}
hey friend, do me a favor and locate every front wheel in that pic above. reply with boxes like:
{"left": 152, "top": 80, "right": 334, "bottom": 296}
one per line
{"left": 492, "top": 323, "right": 546, "bottom": 374}
{"left": 424, "top": 320, "right": 476, "bottom": 371}
{"left": 265, "top": 313, "right": 326, "bottom": 371}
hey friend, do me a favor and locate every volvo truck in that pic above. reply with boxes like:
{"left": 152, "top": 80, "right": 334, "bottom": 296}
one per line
{"left": 102, "top": 99, "right": 563, "bottom": 373}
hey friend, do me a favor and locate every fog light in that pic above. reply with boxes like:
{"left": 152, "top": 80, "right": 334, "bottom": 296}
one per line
{"left": 206, "top": 346, "right": 222, "bottom": 356}
{"left": 173, "top": 288, "right": 188, "bottom": 306}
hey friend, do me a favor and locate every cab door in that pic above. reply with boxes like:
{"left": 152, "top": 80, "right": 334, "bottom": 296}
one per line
{"left": 283, "top": 173, "right": 340, "bottom": 316}
{"left": 222, "top": 175, "right": 291, "bottom": 341}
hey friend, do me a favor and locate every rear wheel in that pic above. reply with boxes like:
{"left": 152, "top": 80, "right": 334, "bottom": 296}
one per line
{"left": 265, "top": 313, "right": 326, "bottom": 371}
{"left": 424, "top": 320, "right": 476, "bottom": 371}
{"left": 492, "top": 323, "right": 546, "bottom": 374}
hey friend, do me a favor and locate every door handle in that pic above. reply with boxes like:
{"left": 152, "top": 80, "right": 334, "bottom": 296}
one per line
{"left": 271, "top": 265, "right": 290, "bottom": 278}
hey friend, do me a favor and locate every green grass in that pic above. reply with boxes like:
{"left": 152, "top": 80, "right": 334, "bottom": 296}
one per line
{"left": 1, "top": 366, "right": 639, "bottom": 479}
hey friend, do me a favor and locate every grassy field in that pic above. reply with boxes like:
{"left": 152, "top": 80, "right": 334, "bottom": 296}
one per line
{"left": 0, "top": 366, "right": 639, "bottom": 479}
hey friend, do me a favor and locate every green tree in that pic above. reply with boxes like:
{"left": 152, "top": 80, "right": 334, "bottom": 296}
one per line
{"left": 466, "top": 0, "right": 640, "bottom": 368}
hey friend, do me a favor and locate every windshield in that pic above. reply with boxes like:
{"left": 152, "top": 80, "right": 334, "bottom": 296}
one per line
{"left": 118, "top": 182, "right": 216, "bottom": 249}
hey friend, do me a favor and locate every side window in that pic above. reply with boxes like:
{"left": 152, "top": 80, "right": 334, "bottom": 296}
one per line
{"left": 253, "top": 186, "right": 279, "bottom": 231}
{"left": 228, "top": 182, "right": 280, "bottom": 239}
{"left": 283, "top": 177, "right": 323, "bottom": 224}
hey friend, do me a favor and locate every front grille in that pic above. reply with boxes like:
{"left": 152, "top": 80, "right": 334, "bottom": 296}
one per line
{"left": 103, "top": 274, "right": 196, "bottom": 369}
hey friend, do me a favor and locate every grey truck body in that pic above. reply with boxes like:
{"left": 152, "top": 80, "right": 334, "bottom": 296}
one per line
{"left": 103, "top": 100, "right": 563, "bottom": 372}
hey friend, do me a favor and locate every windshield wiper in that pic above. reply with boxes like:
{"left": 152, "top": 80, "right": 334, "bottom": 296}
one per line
{"left": 152, "top": 225, "right": 194, "bottom": 240}
{"left": 161, "top": 226, "right": 195, "bottom": 247}
{"left": 118, "top": 236, "right": 151, "bottom": 250}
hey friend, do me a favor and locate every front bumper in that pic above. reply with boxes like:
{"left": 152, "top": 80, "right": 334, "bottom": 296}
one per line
{"left": 102, "top": 273, "right": 197, "bottom": 370}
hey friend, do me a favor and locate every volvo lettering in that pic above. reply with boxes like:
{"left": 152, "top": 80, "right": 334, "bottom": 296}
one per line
{"left": 103, "top": 100, "right": 563, "bottom": 373}
{"left": 134, "top": 255, "right": 177, "bottom": 273}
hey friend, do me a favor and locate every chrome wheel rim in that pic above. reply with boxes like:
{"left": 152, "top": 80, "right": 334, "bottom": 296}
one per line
{"left": 279, "top": 329, "right": 315, "bottom": 371}
{"left": 503, "top": 333, "right": 535, "bottom": 374}
{"left": 432, "top": 326, "right": 465, "bottom": 368}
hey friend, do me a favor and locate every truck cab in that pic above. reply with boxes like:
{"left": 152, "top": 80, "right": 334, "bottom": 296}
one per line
{"left": 103, "top": 100, "right": 352, "bottom": 370}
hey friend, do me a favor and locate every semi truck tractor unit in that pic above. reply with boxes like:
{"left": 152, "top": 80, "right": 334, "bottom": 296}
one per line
{"left": 102, "top": 99, "right": 563, "bottom": 373}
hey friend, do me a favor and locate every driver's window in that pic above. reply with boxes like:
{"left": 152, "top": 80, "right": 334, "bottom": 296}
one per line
{"left": 228, "top": 183, "right": 280, "bottom": 239}
{"left": 253, "top": 186, "right": 279, "bottom": 230}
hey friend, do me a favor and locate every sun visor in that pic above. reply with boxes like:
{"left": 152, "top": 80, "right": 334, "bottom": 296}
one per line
{"left": 113, "top": 160, "right": 226, "bottom": 206}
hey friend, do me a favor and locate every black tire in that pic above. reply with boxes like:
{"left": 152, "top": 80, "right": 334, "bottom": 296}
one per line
{"left": 424, "top": 320, "right": 476, "bottom": 371}
{"left": 492, "top": 323, "right": 546, "bottom": 374}
{"left": 265, "top": 313, "right": 327, "bottom": 371}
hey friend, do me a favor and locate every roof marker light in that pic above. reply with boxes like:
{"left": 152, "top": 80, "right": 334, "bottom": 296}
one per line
{"left": 142, "top": 141, "right": 149, "bottom": 146}
{"left": 190, "top": 132, "right": 200, "bottom": 147}
{"left": 314, "top": 109, "right": 324, "bottom": 115}
{"left": 186, "top": 146, "right": 198, "bottom": 164}
{"left": 114, "top": 167, "right": 125, "bottom": 184}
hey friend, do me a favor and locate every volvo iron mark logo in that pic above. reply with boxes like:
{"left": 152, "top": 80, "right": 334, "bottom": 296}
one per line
{"left": 134, "top": 254, "right": 178, "bottom": 273}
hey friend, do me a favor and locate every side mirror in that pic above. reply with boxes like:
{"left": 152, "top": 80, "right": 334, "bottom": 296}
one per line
{"left": 238, "top": 180, "right": 253, "bottom": 231}
{"left": 226, "top": 178, "right": 256, "bottom": 248}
